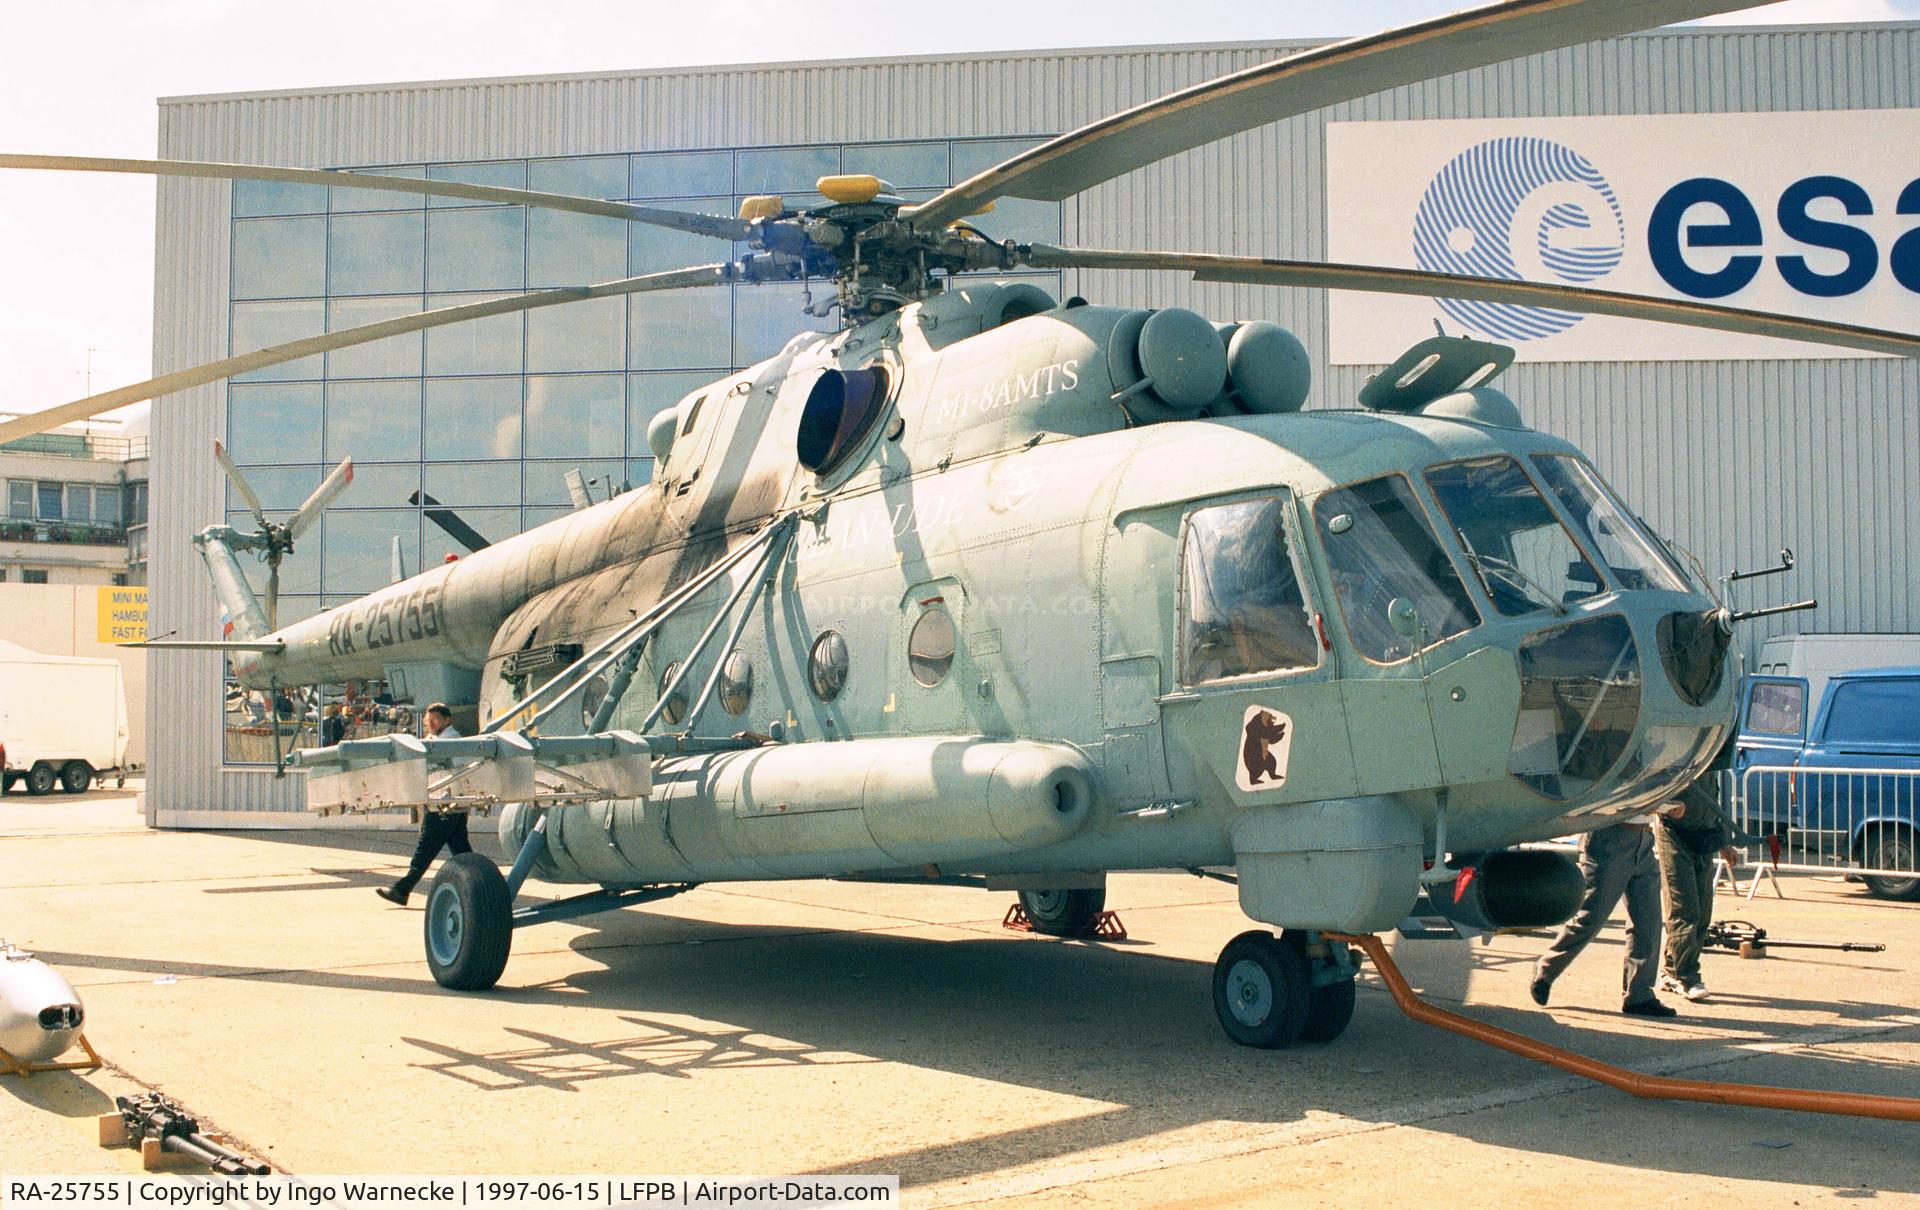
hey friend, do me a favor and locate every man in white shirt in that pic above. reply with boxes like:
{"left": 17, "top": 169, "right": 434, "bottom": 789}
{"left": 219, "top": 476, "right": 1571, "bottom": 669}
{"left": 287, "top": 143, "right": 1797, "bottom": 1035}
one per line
{"left": 375, "top": 702, "right": 469, "bottom": 906}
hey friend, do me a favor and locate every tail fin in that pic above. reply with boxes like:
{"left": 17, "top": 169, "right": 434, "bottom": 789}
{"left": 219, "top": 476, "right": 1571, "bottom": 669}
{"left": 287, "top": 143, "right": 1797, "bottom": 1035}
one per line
{"left": 193, "top": 528, "right": 272, "bottom": 640}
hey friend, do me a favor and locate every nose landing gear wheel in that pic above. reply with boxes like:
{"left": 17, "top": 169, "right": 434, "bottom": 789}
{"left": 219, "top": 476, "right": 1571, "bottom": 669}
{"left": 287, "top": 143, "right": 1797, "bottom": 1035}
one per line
{"left": 425, "top": 853, "right": 513, "bottom": 991}
{"left": 1214, "top": 930, "right": 1311, "bottom": 1048}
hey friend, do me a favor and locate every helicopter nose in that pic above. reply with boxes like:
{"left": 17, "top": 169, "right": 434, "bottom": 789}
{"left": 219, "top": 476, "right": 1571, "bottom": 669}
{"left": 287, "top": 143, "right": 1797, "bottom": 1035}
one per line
{"left": 1656, "top": 608, "right": 1734, "bottom": 707}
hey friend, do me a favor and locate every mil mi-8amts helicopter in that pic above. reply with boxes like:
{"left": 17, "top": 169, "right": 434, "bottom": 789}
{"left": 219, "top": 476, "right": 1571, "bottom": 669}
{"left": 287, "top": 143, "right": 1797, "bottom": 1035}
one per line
{"left": 6, "top": 0, "right": 1918, "bottom": 1052}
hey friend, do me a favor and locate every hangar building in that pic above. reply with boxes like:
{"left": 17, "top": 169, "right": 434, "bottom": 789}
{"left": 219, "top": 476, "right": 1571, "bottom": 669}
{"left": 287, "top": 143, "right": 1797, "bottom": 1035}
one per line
{"left": 145, "top": 22, "right": 1920, "bottom": 824}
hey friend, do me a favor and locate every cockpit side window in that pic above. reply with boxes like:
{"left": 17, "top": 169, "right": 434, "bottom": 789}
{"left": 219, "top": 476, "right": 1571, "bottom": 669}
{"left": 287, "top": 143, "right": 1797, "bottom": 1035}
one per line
{"left": 1425, "top": 455, "right": 1604, "bottom": 616}
{"left": 1314, "top": 474, "right": 1480, "bottom": 664}
{"left": 1181, "top": 495, "right": 1318, "bottom": 684}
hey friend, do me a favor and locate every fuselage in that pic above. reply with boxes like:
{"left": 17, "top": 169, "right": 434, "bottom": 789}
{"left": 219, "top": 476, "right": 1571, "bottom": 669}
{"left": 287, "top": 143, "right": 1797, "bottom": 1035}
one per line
{"left": 240, "top": 281, "right": 1735, "bottom": 882}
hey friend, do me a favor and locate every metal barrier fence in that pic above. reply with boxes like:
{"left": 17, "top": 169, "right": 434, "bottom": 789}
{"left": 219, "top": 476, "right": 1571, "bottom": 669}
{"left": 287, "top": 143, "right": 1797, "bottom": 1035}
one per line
{"left": 1727, "top": 765, "right": 1920, "bottom": 899}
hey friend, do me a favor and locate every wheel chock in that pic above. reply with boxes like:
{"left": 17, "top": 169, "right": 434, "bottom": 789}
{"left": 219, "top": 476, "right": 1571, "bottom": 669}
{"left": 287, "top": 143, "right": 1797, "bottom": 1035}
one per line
{"left": 1001, "top": 904, "right": 1128, "bottom": 940}
{"left": 1089, "top": 911, "right": 1128, "bottom": 940}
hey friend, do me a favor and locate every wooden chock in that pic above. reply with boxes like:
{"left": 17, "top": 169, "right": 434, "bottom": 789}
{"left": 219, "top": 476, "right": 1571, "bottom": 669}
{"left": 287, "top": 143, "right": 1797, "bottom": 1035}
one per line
{"left": 0, "top": 1034, "right": 102, "bottom": 1077}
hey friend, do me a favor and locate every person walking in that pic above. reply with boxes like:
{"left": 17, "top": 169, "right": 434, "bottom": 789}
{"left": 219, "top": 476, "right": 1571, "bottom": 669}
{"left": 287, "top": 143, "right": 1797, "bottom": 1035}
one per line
{"left": 375, "top": 703, "right": 467, "bottom": 906}
{"left": 1530, "top": 818, "right": 1677, "bottom": 1017}
{"left": 1657, "top": 743, "right": 1741, "bottom": 1002}
{"left": 319, "top": 703, "right": 346, "bottom": 748}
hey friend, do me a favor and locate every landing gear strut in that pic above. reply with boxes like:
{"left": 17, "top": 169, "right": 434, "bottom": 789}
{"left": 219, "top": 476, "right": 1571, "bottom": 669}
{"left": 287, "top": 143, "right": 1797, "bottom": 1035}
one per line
{"left": 1212, "top": 929, "right": 1356, "bottom": 1048}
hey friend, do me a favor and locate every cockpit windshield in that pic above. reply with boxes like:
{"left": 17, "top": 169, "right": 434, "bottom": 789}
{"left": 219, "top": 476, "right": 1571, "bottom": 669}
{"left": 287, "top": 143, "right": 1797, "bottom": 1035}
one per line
{"left": 1314, "top": 475, "right": 1480, "bottom": 664}
{"left": 1425, "top": 455, "right": 1602, "bottom": 616}
{"left": 1530, "top": 455, "right": 1692, "bottom": 592}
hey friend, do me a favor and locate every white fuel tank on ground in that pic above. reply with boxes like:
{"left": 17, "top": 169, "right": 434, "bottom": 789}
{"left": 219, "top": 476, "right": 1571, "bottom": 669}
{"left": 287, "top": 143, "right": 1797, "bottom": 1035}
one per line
{"left": 0, "top": 942, "right": 84, "bottom": 1065}
{"left": 515, "top": 737, "right": 1097, "bottom": 883}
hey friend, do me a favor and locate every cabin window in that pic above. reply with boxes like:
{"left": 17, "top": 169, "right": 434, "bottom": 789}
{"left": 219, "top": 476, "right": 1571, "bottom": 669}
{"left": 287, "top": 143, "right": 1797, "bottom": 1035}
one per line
{"left": 908, "top": 605, "right": 956, "bottom": 687}
{"left": 1425, "top": 456, "right": 1603, "bottom": 616}
{"left": 656, "top": 661, "right": 688, "bottom": 724}
{"left": 718, "top": 651, "right": 754, "bottom": 716}
{"left": 580, "top": 672, "right": 609, "bottom": 729}
{"left": 1314, "top": 474, "right": 1479, "bottom": 664}
{"left": 1181, "top": 495, "right": 1318, "bottom": 683}
{"left": 809, "top": 630, "right": 849, "bottom": 702}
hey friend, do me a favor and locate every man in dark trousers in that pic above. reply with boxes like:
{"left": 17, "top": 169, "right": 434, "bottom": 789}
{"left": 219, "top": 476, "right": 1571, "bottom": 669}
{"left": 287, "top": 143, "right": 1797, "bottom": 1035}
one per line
{"left": 375, "top": 703, "right": 466, "bottom": 906}
{"left": 1657, "top": 741, "right": 1741, "bottom": 1002}
{"left": 1530, "top": 816, "right": 1677, "bottom": 1017}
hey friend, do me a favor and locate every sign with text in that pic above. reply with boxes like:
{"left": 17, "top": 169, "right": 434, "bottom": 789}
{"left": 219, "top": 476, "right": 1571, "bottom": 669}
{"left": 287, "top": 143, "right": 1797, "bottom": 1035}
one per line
{"left": 1326, "top": 110, "right": 1920, "bottom": 363}
{"left": 96, "top": 585, "right": 146, "bottom": 643}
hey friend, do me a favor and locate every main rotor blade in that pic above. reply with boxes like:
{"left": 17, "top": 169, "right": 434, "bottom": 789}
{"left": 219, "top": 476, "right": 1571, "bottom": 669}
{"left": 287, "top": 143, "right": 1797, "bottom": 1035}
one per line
{"left": 409, "top": 491, "right": 492, "bottom": 553}
{"left": 0, "top": 154, "right": 752, "bottom": 241}
{"left": 0, "top": 263, "right": 737, "bottom": 443}
{"left": 289, "top": 458, "right": 354, "bottom": 541}
{"left": 906, "top": 0, "right": 1755, "bottom": 231}
{"left": 1023, "top": 246, "right": 1920, "bottom": 359}
{"left": 212, "top": 440, "right": 269, "bottom": 529}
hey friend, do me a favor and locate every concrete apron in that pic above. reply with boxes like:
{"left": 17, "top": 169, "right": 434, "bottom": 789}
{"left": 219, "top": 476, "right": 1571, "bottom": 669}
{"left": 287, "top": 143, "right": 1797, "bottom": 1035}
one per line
{"left": 2, "top": 791, "right": 1918, "bottom": 1206}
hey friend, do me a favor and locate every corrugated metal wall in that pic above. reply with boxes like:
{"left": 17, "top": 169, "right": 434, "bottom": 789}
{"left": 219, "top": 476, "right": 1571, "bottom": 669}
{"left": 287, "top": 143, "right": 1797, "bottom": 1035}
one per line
{"left": 152, "top": 24, "right": 1920, "bottom": 823}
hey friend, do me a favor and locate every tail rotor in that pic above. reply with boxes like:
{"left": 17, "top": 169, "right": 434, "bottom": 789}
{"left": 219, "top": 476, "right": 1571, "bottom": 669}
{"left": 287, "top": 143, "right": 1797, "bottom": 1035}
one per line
{"left": 211, "top": 441, "right": 353, "bottom": 630}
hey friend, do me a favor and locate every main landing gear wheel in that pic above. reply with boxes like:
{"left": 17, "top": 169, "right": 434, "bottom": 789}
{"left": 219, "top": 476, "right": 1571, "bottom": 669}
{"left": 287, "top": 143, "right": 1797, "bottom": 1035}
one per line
{"left": 1017, "top": 887, "right": 1107, "bottom": 936}
{"left": 425, "top": 853, "right": 513, "bottom": 991}
{"left": 1214, "top": 930, "right": 1312, "bottom": 1048}
{"left": 1213, "top": 930, "right": 1357, "bottom": 1048}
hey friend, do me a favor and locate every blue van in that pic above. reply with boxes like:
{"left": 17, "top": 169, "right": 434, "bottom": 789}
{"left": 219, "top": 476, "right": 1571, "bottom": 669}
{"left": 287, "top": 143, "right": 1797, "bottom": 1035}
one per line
{"left": 1734, "top": 666, "right": 1920, "bottom": 901}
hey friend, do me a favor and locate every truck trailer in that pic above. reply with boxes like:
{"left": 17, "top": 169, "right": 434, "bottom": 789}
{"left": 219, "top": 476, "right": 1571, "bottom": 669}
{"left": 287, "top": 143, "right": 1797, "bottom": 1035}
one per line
{"left": 0, "top": 640, "right": 129, "bottom": 795}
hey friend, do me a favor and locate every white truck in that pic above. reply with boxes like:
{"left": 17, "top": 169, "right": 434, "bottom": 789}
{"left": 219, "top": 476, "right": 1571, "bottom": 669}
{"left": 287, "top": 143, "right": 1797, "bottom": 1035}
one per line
{"left": 0, "top": 640, "right": 129, "bottom": 796}
{"left": 1754, "top": 632, "right": 1920, "bottom": 703}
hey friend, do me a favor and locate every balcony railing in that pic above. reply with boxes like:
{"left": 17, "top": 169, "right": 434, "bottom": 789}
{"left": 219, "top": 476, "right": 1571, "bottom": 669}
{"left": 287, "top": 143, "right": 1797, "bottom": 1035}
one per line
{"left": 0, "top": 517, "right": 130, "bottom": 546}
{"left": 0, "top": 432, "right": 149, "bottom": 462}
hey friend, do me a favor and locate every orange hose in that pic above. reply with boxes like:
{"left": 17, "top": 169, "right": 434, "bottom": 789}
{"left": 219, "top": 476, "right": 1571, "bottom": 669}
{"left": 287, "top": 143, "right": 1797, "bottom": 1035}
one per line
{"left": 1325, "top": 932, "right": 1920, "bottom": 1122}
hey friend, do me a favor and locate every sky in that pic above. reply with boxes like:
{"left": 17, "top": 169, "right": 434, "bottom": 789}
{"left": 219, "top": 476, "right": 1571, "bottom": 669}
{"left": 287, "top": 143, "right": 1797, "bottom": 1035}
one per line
{"left": 1, "top": 0, "right": 1912, "bottom": 432}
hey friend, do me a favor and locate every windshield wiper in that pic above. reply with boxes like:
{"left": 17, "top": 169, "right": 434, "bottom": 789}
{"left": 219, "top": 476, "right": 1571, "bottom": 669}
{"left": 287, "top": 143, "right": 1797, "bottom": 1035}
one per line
{"left": 1455, "top": 529, "right": 1567, "bottom": 616}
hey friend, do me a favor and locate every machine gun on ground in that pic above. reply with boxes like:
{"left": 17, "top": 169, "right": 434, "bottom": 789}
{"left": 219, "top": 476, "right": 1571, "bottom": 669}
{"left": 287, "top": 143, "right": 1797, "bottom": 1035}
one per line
{"left": 1704, "top": 919, "right": 1887, "bottom": 959}
{"left": 109, "top": 1092, "right": 269, "bottom": 1176}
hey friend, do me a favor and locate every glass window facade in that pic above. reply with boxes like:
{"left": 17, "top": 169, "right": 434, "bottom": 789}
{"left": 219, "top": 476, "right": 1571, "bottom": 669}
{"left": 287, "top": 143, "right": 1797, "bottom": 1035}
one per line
{"left": 222, "top": 135, "right": 1060, "bottom": 703}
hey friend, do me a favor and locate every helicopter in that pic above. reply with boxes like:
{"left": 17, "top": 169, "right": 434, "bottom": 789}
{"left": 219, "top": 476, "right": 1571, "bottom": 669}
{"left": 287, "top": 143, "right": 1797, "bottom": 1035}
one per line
{"left": 4, "top": 0, "right": 1919, "bottom": 1052}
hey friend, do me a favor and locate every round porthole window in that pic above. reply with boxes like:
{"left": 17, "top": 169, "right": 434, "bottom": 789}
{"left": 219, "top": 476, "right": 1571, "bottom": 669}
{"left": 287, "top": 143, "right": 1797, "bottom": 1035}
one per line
{"left": 718, "top": 651, "right": 754, "bottom": 716}
{"left": 656, "top": 661, "right": 688, "bottom": 724}
{"left": 809, "top": 630, "right": 849, "bottom": 702}
{"left": 908, "top": 605, "right": 956, "bottom": 688}
{"left": 580, "top": 672, "right": 610, "bottom": 730}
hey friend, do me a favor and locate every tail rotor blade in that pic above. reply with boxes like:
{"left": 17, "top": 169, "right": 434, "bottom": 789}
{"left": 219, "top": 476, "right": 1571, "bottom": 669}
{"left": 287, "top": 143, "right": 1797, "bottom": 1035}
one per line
{"left": 288, "top": 458, "right": 354, "bottom": 540}
{"left": 212, "top": 441, "right": 269, "bottom": 529}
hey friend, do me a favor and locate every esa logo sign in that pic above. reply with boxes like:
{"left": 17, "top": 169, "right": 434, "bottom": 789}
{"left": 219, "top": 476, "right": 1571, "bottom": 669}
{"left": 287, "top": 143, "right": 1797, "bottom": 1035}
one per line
{"left": 1330, "top": 112, "right": 1920, "bottom": 363}
{"left": 1404, "top": 130, "right": 1920, "bottom": 345}
{"left": 1414, "top": 136, "right": 1626, "bottom": 340}
{"left": 1649, "top": 175, "right": 1920, "bottom": 300}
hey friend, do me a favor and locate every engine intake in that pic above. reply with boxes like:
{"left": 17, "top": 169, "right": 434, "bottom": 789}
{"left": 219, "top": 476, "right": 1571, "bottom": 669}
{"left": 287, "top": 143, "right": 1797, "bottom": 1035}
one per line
{"left": 1427, "top": 848, "right": 1583, "bottom": 932}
